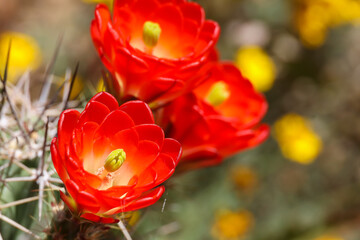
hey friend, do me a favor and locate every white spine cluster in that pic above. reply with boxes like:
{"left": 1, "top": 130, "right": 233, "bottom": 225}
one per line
{"left": 0, "top": 66, "right": 80, "bottom": 239}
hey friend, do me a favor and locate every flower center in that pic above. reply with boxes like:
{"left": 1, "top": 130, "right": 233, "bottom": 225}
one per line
{"left": 104, "top": 149, "right": 126, "bottom": 172}
{"left": 206, "top": 81, "right": 230, "bottom": 106}
{"left": 95, "top": 149, "right": 126, "bottom": 190}
{"left": 142, "top": 21, "right": 161, "bottom": 54}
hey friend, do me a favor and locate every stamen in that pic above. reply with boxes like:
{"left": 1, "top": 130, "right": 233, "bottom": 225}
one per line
{"left": 206, "top": 81, "right": 231, "bottom": 106}
{"left": 104, "top": 149, "right": 126, "bottom": 172}
{"left": 143, "top": 21, "right": 161, "bottom": 54}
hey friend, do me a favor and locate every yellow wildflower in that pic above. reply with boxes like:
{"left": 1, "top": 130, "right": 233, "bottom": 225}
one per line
{"left": 96, "top": 78, "right": 106, "bottom": 92}
{"left": 0, "top": 32, "right": 42, "bottom": 83}
{"left": 294, "top": 0, "right": 360, "bottom": 47}
{"left": 274, "top": 113, "right": 322, "bottom": 164}
{"left": 82, "top": 0, "right": 113, "bottom": 10}
{"left": 212, "top": 209, "right": 253, "bottom": 240}
{"left": 127, "top": 211, "right": 141, "bottom": 227}
{"left": 235, "top": 46, "right": 276, "bottom": 92}
{"left": 314, "top": 235, "right": 344, "bottom": 240}
{"left": 56, "top": 76, "right": 84, "bottom": 100}
{"left": 231, "top": 166, "right": 257, "bottom": 193}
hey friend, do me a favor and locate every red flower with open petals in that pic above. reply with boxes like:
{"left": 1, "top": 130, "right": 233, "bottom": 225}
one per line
{"left": 159, "top": 63, "right": 269, "bottom": 170}
{"left": 91, "top": 0, "right": 220, "bottom": 104}
{"left": 51, "top": 92, "right": 182, "bottom": 223}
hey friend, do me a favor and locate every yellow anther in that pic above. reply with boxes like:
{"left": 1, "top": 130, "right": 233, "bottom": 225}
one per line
{"left": 143, "top": 21, "right": 161, "bottom": 49}
{"left": 104, "top": 149, "right": 126, "bottom": 172}
{"left": 206, "top": 81, "right": 231, "bottom": 106}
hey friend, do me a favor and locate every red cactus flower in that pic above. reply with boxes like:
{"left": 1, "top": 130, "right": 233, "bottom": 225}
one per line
{"left": 159, "top": 62, "right": 269, "bottom": 170}
{"left": 51, "top": 92, "right": 182, "bottom": 223}
{"left": 91, "top": 0, "right": 220, "bottom": 104}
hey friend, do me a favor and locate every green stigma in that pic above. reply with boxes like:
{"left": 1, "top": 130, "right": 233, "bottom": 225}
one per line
{"left": 143, "top": 21, "right": 162, "bottom": 48}
{"left": 206, "top": 81, "right": 231, "bottom": 106}
{"left": 104, "top": 149, "right": 126, "bottom": 172}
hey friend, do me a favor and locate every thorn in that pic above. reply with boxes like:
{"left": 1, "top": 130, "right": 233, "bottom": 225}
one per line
{"left": 39, "top": 34, "right": 63, "bottom": 101}
{"left": 0, "top": 196, "right": 40, "bottom": 210}
{"left": 0, "top": 212, "right": 41, "bottom": 239}
{"left": 30, "top": 76, "right": 66, "bottom": 133}
{"left": 37, "top": 177, "right": 45, "bottom": 220}
{"left": 2, "top": 38, "right": 12, "bottom": 86}
{"left": 4, "top": 176, "right": 37, "bottom": 183}
{"left": 12, "top": 160, "right": 33, "bottom": 175}
{"left": 118, "top": 220, "right": 133, "bottom": 240}
{"left": 38, "top": 74, "right": 54, "bottom": 106}
{"left": 161, "top": 198, "right": 167, "bottom": 213}
{"left": 38, "top": 117, "right": 49, "bottom": 177}
{"left": 157, "top": 222, "right": 180, "bottom": 236}
{"left": 3, "top": 90, "right": 31, "bottom": 144}
{"left": 63, "top": 62, "right": 79, "bottom": 111}
{"left": 48, "top": 177, "right": 63, "bottom": 184}
{"left": 0, "top": 153, "right": 15, "bottom": 196}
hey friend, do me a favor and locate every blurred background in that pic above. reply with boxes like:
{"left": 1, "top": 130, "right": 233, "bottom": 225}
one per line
{"left": 1, "top": 0, "right": 360, "bottom": 239}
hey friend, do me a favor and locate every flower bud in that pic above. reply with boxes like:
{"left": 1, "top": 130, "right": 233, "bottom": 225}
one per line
{"left": 143, "top": 21, "right": 161, "bottom": 48}
{"left": 206, "top": 81, "right": 230, "bottom": 106}
{"left": 104, "top": 149, "right": 126, "bottom": 172}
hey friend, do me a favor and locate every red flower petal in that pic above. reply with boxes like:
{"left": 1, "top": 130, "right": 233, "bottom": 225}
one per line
{"left": 50, "top": 138, "right": 68, "bottom": 181}
{"left": 153, "top": 4, "right": 183, "bottom": 48}
{"left": 122, "top": 186, "right": 165, "bottom": 212}
{"left": 132, "top": 0, "right": 159, "bottom": 19}
{"left": 60, "top": 191, "right": 78, "bottom": 213}
{"left": 114, "top": 0, "right": 133, "bottom": 9}
{"left": 161, "top": 138, "right": 183, "bottom": 164}
{"left": 134, "top": 140, "right": 160, "bottom": 168}
{"left": 81, "top": 213, "right": 101, "bottom": 222}
{"left": 180, "top": 146, "right": 222, "bottom": 171}
{"left": 151, "top": 153, "right": 176, "bottom": 185}
{"left": 119, "top": 101, "right": 154, "bottom": 125}
{"left": 115, "top": 140, "right": 160, "bottom": 180}
{"left": 51, "top": 93, "right": 181, "bottom": 222}
{"left": 91, "top": 0, "right": 220, "bottom": 104}
{"left": 77, "top": 191, "right": 101, "bottom": 213}
{"left": 58, "top": 109, "right": 80, "bottom": 156}
{"left": 133, "top": 124, "right": 164, "bottom": 148}
{"left": 77, "top": 101, "right": 110, "bottom": 126}
{"left": 102, "top": 185, "right": 135, "bottom": 199}
{"left": 64, "top": 179, "right": 80, "bottom": 201}
{"left": 181, "top": 2, "right": 204, "bottom": 26}
{"left": 116, "top": 48, "right": 150, "bottom": 73}
{"left": 94, "top": 4, "right": 111, "bottom": 37}
{"left": 139, "top": 77, "right": 185, "bottom": 103}
{"left": 80, "top": 122, "right": 99, "bottom": 158}
{"left": 135, "top": 168, "right": 157, "bottom": 190}
{"left": 111, "top": 128, "right": 139, "bottom": 157}
{"left": 91, "top": 91, "right": 119, "bottom": 111}
{"left": 92, "top": 136, "right": 112, "bottom": 168}
{"left": 95, "top": 110, "right": 135, "bottom": 138}
{"left": 161, "top": 72, "right": 268, "bottom": 170}
{"left": 158, "top": 0, "right": 186, "bottom": 5}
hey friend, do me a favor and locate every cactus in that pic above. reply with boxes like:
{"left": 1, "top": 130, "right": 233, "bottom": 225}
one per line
{"left": 0, "top": 43, "right": 80, "bottom": 239}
